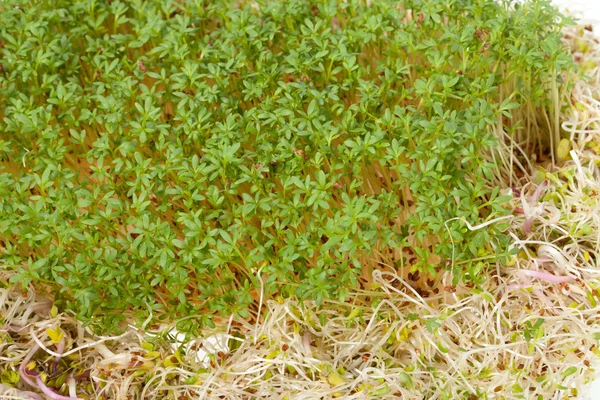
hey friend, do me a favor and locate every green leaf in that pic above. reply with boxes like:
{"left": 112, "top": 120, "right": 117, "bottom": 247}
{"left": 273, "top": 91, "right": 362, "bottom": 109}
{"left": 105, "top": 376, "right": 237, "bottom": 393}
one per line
{"left": 563, "top": 366, "right": 578, "bottom": 378}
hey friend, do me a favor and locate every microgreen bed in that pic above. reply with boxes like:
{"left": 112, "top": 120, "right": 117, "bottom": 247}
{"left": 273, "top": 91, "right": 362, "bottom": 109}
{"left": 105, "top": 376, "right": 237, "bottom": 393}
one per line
{"left": 2, "top": 0, "right": 600, "bottom": 399}
{"left": 0, "top": 0, "right": 574, "bottom": 332}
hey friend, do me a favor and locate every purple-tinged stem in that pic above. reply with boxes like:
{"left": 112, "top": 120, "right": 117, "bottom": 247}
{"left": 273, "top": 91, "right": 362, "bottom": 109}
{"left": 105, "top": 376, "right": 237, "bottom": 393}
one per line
{"left": 52, "top": 339, "right": 65, "bottom": 373}
{"left": 521, "top": 269, "right": 574, "bottom": 283}
{"left": 19, "top": 344, "right": 40, "bottom": 388}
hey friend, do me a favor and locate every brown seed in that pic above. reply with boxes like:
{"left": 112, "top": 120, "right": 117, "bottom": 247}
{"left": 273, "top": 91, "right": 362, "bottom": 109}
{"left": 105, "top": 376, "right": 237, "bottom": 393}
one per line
{"left": 408, "top": 270, "right": 420, "bottom": 281}
{"left": 282, "top": 344, "right": 289, "bottom": 351}
{"left": 332, "top": 16, "right": 340, "bottom": 31}
{"left": 293, "top": 147, "right": 305, "bottom": 158}
{"left": 312, "top": 4, "right": 319, "bottom": 16}
{"left": 332, "top": 182, "right": 342, "bottom": 189}
{"left": 138, "top": 61, "right": 147, "bottom": 72}
{"left": 362, "top": 353, "right": 370, "bottom": 362}
{"left": 474, "top": 28, "right": 487, "bottom": 41}
{"left": 585, "top": 24, "right": 593, "bottom": 32}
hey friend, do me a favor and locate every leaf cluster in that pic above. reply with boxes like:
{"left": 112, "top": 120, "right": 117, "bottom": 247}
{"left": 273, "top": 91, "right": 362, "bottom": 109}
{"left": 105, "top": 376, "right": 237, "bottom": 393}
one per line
{"left": 0, "top": 0, "right": 573, "bottom": 331}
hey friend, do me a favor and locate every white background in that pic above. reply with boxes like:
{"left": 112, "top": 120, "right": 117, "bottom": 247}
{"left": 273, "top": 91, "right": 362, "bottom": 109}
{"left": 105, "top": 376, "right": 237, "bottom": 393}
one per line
{"left": 553, "top": 0, "right": 600, "bottom": 32}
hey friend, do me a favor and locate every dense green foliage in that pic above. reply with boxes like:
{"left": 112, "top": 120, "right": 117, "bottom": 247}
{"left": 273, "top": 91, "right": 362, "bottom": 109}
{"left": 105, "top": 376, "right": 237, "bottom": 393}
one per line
{"left": 0, "top": 0, "right": 573, "bottom": 331}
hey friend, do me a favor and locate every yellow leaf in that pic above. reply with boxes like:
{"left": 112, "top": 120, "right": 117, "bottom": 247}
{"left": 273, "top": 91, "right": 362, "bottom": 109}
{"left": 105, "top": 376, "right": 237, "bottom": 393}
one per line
{"left": 505, "top": 256, "right": 516, "bottom": 267}
{"left": 0, "top": 370, "right": 19, "bottom": 385}
{"left": 45, "top": 327, "right": 64, "bottom": 344}
{"left": 582, "top": 60, "right": 597, "bottom": 71}
{"left": 50, "top": 305, "right": 58, "bottom": 318}
{"left": 557, "top": 138, "right": 571, "bottom": 161}
{"left": 141, "top": 342, "right": 153, "bottom": 351}
{"left": 163, "top": 355, "right": 179, "bottom": 368}
{"left": 347, "top": 308, "right": 360, "bottom": 320}
{"left": 533, "top": 168, "right": 546, "bottom": 185}
{"left": 145, "top": 351, "right": 160, "bottom": 359}
{"left": 575, "top": 38, "right": 590, "bottom": 53}
{"left": 173, "top": 350, "right": 184, "bottom": 363}
{"left": 328, "top": 372, "right": 345, "bottom": 386}
{"left": 141, "top": 361, "right": 155, "bottom": 370}
{"left": 399, "top": 326, "right": 410, "bottom": 341}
